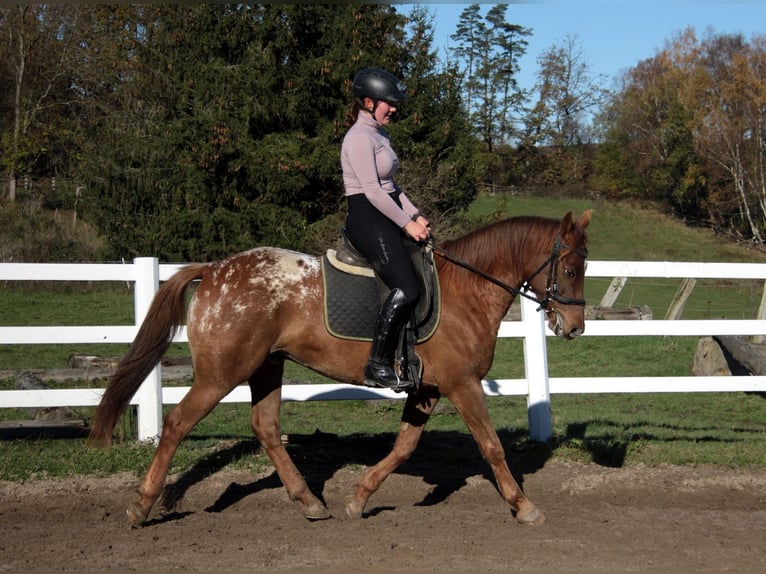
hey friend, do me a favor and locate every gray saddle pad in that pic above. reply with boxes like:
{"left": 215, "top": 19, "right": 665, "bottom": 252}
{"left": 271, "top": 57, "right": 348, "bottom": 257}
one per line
{"left": 320, "top": 253, "right": 440, "bottom": 342}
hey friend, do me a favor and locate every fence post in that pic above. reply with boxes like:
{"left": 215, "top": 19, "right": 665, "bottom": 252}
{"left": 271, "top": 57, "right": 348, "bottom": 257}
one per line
{"left": 664, "top": 277, "right": 697, "bottom": 320}
{"left": 599, "top": 276, "right": 627, "bottom": 307}
{"left": 754, "top": 280, "right": 766, "bottom": 344}
{"left": 521, "top": 292, "right": 552, "bottom": 442}
{"left": 134, "top": 257, "right": 162, "bottom": 443}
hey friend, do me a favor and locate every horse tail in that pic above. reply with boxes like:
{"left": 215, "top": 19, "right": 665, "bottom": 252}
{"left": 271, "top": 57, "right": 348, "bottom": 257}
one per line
{"left": 89, "top": 263, "right": 209, "bottom": 446}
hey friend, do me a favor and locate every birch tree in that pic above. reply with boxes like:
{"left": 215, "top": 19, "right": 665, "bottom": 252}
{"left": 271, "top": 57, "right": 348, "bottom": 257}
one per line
{"left": 688, "top": 33, "right": 766, "bottom": 242}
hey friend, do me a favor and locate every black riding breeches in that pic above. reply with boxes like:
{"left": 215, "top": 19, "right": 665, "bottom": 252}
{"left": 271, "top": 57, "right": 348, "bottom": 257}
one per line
{"left": 345, "top": 193, "right": 420, "bottom": 305}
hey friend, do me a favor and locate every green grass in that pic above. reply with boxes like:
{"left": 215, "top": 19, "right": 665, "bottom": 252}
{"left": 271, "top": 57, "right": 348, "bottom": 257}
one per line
{"left": 1, "top": 193, "right": 765, "bottom": 481}
{"left": 547, "top": 391, "right": 766, "bottom": 467}
{"left": 1, "top": 391, "right": 762, "bottom": 482}
{"left": 490, "top": 336, "right": 700, "bottom": 379}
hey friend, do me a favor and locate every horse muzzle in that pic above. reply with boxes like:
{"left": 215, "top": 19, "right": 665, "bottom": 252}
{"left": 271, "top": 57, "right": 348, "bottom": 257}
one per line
{"left": 547, "top": 309, "right": 585, "bottom": 340}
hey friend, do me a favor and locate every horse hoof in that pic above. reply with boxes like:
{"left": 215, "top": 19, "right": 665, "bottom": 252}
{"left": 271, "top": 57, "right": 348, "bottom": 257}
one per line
{"left": 126, "top": 504, "right": 146, "bottom": 527}
{"left": 344, "top": 496, "right": 364, "bottom": 519}
{"left": 516, "top": 506, "right": 545, "bottom": 526}
{"left": 302, "top": 502, "right": 332, "bottom": 521}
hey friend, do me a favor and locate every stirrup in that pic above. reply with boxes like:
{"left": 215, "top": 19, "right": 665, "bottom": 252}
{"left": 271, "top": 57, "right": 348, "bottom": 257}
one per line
{"left": 362, "top": 362, "right": 415, "bottom": 392}
{"left": 362, "top": 375, "right": 415, "bottom": 392}
{"left": 362, "top": 377, "right": 415, "bottom": 393}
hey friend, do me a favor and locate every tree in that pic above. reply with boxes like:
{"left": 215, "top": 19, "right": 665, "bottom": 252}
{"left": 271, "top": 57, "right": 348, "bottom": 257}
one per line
{"left": 485, "top": 4, "right": 529, "bottom": 144}
{"left": 390, "top": 6, "right": 476, "bottom": 226}
{"left": 597, "top": 27, "right": 766, "bottom": 241}
{"left": 687, "top": 33, "right": 766, "bottom": 242}
{"left": 0, "top": 4, "right": 478, "bottom": 261}
{"left": 74, "top": 3, "right": 475, "bottom": 261}
{"left": 450, "top": 3, "right": 530, "bottom": 152}
{"left": 82, "top": 3, "right": 344, "bottom": 261}
{"left": 525, "top": 34, "right": 605, "bottom": 149}
{"left": 0, "top": 5, "right": 86, "bottom": 202}
{"left": 595, "top": 48, "right": 698, "bottom": 202}
{"left": 449, "top": 4, "right": 483, "bottom": 119}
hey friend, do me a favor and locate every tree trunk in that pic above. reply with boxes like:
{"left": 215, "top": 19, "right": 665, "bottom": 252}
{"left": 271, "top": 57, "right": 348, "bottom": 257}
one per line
{"left": 9, "top": 7, "right": 27, "bottom": 203}
{"left": 8, "top": 173, "right": 17, "bottom": 202}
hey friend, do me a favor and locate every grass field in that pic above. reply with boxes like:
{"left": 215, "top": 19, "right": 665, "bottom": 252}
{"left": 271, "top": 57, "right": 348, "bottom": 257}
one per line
{"left": 1, "top": 193, "right": 765, "bottom": 480}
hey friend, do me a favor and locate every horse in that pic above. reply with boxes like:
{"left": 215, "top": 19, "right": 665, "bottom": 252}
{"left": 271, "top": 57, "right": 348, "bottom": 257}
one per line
{"left": 89, "top": 210, "right": 592, "bottom": 527}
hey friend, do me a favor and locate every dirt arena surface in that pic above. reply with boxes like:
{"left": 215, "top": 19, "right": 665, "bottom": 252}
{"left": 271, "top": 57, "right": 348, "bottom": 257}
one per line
{"left": 1, "top": 451, "right": 764, "bottom": 574}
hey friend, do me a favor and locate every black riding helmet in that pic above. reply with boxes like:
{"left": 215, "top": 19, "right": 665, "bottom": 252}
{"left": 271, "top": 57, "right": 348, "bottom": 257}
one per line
{"left": 352, "top": 68, "right": 407, "bottom": 105}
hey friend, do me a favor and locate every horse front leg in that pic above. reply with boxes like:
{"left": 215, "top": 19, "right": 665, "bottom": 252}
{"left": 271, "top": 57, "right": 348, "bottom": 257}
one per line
{"left": 448, "top": 381, "right": 545, "bottom": 525}
{"left": 345, "top": 387, "right": 440, "bottom": 519}
{"left": 249, "top": 360, "right": 331, "bottom": 521}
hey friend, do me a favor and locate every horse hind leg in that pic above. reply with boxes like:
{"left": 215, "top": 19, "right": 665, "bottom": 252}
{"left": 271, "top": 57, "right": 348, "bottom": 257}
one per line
{"left": 345, "top": 387, "right": 440, "bottom": 519}
{"left": 249, "top": 359, "right": 331, "bottom": 521}
{"left": 127, "top": 382, "right": 231, "bottom": 526}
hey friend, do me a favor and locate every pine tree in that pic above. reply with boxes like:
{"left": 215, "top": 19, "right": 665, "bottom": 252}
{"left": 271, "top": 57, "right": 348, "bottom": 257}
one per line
{"left": 76, "top": 4, "right": 475, "bottom": 261}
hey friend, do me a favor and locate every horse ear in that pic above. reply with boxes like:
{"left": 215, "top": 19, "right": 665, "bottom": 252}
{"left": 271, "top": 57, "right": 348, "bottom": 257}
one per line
{"left": 560, "top": 211, "right": 574, "bottom": 232}
{"left": 577, "top": 210, "right": 593, "bottom": 230}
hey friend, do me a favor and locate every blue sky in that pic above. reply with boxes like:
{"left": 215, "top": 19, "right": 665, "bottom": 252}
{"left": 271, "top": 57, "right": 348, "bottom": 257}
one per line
{"left": 401, "top": 1, "right": 766, "bottom": 92}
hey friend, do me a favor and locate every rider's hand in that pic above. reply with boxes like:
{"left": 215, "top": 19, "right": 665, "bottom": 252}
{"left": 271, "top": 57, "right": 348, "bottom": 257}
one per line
{"left": 404, "top": 218, "right": 430, "bottom": 242}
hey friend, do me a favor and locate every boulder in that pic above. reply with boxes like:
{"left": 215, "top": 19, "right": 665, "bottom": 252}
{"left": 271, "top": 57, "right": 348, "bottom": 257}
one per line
{"left": 691, "top": 337, "right": 731, "bottom": 376}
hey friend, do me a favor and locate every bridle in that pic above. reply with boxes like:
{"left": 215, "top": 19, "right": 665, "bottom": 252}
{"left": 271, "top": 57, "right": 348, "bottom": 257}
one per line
{"left": 428, "top": 233, "right": 588, "bottom": 313}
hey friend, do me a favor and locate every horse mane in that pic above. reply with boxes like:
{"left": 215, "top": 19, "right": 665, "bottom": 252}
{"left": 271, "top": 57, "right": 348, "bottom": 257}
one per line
{"left": 436, "top": 216, "right": 560, "bottom": 292}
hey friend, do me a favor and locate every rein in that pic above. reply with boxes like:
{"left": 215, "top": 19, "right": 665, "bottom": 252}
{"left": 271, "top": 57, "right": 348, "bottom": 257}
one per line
{"left": 428, "top": 234, "right": 587, "bottom": 312}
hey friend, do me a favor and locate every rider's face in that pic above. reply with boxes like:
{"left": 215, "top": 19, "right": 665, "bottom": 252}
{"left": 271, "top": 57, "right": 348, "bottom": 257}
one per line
{"left": 374, "top": 100, "right": 396, "bottom": 125}
{"left": 364, "top": 97, "right": 397, "bottom": 125}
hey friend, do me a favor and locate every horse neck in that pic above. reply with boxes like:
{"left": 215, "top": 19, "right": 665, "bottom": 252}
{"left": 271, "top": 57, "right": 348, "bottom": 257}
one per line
{"left": 508, "top": 217, "right": 561, "bottom": 281}
{"left": 444, "top": 216, "right": 558, "bottom": 276}
{"left": 437, "top": 218, "right": 558, "bottom": 318}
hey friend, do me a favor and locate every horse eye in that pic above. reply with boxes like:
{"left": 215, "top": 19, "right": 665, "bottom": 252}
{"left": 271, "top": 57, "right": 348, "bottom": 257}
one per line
{"left": 564, "top": 268, "right": 576, "bottom": 278}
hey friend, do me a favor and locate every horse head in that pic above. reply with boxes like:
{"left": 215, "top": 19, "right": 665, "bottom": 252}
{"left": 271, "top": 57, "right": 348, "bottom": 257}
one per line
{"left": 526, "top": 210, "right": 591, "bottom": 340}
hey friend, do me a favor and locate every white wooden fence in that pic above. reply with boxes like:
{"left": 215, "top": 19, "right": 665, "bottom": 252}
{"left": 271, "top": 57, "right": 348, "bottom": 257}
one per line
{"left": 1, "top": 258, "right": 765, "bottom": 443}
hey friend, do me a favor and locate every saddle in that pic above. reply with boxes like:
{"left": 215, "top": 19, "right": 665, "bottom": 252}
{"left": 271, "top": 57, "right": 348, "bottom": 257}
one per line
{"left": 321, "top": 229, "right": 441, "bottom": 388}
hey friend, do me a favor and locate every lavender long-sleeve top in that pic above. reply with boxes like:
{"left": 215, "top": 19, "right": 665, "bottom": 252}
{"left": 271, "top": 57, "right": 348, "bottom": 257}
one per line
{"left": 341, "top": 111, "right": 418, "bottom": 229}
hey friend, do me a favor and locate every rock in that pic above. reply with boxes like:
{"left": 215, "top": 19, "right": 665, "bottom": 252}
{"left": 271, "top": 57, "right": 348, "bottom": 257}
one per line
{"left": 715, "top": 335, "right": 766, "bottom": 376}
{"left": 691, "top": 337, "right": 731, "bottom": 376}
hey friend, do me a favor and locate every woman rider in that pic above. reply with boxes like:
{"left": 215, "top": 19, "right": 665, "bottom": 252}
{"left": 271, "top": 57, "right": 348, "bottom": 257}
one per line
{"left": 341, "top": 67, "right": 431, "bottom": 391}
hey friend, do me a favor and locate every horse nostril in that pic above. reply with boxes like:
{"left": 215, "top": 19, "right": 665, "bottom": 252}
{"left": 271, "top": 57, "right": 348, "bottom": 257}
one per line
{"left": 568, "top": 327, "right": 584, "bottom": 338}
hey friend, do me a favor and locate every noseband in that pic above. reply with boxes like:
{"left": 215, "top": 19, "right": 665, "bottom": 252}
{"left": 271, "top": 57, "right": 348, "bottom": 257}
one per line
{"left": 430, "top": 233, "right": 587, "bottom": 313}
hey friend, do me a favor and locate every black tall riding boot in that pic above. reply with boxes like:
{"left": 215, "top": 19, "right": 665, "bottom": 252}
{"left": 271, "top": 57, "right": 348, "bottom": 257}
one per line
{"left": 363, "top": 288, "right": 414, "bottom": 391}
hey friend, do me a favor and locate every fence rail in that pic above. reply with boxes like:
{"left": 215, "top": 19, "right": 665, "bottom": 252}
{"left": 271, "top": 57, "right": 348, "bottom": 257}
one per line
{"left": 2, "top": 258, "right": 765, "bottom": 442}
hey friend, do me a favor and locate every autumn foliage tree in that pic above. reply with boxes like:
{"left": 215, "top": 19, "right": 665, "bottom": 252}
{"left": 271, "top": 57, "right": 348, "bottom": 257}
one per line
{"left": 688, "top": 34, "right": 766, "bottom": 242}
{"left": 597, "top": 27, "right": 766, "bottom": 242}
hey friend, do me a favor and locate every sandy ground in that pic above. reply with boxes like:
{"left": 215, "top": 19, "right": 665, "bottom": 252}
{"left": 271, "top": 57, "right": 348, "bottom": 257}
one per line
{"left": 1, "top": 448, "right": 764, "bottom": 573}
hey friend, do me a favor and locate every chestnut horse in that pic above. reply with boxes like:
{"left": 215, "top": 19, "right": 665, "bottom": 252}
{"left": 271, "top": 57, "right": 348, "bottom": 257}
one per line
{"left": 90, "top": 210, "right": 591, "bottom": 527}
